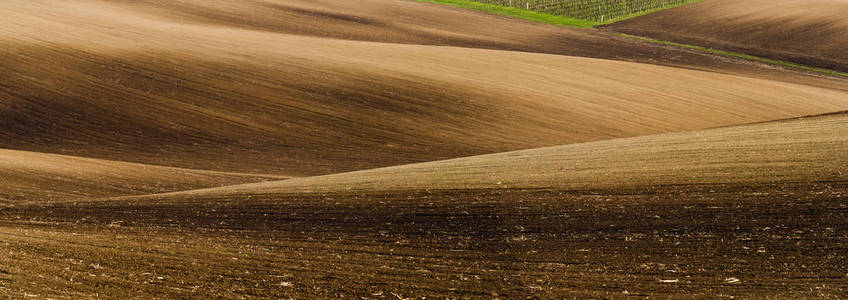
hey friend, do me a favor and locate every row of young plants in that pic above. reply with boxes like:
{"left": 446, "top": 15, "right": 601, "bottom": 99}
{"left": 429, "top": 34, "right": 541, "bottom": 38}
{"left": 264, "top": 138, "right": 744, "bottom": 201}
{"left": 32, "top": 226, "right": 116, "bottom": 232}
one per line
{"left": 468, "top": 0, "right": 699, "bottom": 23}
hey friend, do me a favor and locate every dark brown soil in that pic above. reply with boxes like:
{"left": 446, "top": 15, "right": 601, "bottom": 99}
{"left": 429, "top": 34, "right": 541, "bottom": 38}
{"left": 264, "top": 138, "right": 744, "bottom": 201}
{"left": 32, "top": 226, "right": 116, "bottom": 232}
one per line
{"left": 1, "top": 183, "right": 846, "bottom": 298}
{"left": 606, "top": 0, "right": 848, "bottom": 72}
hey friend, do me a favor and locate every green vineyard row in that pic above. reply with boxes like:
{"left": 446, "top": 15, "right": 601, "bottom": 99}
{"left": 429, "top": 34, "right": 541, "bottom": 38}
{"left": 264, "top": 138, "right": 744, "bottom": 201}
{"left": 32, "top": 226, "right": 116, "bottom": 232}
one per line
{"left": 468, "top": 0, "right": 701, "bottom": 23}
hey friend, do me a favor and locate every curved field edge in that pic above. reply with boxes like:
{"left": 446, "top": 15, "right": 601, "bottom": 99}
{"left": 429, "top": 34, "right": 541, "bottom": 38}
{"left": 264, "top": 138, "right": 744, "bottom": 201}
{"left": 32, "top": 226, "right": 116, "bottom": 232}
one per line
{"left": 120, "top": 111, "right": 848, "bottom": 199}
{"left": 620, "top": 34, "right": 848, "bottom": 78}
{"left": 0, "top": 149, "right": 285, "bottom": 203}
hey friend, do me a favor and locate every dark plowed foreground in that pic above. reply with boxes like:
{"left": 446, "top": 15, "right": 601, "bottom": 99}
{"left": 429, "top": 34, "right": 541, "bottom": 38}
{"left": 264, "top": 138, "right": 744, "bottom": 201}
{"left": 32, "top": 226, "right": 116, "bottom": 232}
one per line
{"left": 2, "top": 184, "right": 845, "bottom": 298}
{"left": 607, "top": 0, "right": 848, "bottom": 72}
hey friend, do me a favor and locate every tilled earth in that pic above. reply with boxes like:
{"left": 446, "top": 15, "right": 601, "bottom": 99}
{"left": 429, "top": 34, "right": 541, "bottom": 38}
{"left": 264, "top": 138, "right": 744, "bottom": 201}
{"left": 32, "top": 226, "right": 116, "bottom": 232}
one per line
{"left": 606, "top": 0, "right": 848, "bottom": 72}
{"left": 3, "top": 1, "right": 848, "bottom": 299}
{"left": 1, "top": 182, "right": 845, "bottom": 298}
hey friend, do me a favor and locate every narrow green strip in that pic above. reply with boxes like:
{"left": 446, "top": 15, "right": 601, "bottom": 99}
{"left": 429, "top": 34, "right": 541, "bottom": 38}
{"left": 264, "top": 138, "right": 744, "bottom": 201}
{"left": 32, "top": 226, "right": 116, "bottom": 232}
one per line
{"left": 621, "top": 34, "right": 848, "bottom": 78}
{"left": 416, "top": 0, "right": 596, "bottom": 28}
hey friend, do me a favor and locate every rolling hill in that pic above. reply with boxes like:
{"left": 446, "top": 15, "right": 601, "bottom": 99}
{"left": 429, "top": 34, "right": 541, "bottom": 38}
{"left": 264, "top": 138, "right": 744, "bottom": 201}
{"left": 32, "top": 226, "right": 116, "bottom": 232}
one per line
{"left": 2, "top": 0, "right": 848, "bottom": 298}
{"left": 607, "top": 0, "right": 848, "bottom": 72}
{"left": 0, "top": 149, "right": 281, "bottom": 204}
{"left": 125, "top": 111, "right": 848, "bottom": 199}
{"left": 4, "top": 112, "right": 845, "bottom": 298}
{"left": 3, "top": 0, "right": 848, "bottom": 177}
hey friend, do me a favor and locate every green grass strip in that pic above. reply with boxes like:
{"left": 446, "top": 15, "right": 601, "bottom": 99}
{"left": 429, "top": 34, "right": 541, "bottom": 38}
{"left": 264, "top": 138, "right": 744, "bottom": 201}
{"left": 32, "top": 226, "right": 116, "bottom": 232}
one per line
{"left": 621, "top": 34, "right": 848, "bottom": 78}
{"left": 415, "top": 0, "right": 597, "bottom": 28}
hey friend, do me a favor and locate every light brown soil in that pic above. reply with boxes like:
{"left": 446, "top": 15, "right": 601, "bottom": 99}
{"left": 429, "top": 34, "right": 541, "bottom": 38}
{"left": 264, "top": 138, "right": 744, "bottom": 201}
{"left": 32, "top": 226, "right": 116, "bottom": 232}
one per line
{"left": 2, "top": 0, "right": 848, "bottom": 176}
{"left": 125, "top": 111, "right": 848, "bottom": 199}
{"left": 0, "top": 149, "right": 282, "bottom": 204}
{"left": 607, "top": 0, "right": 848, "bottom": 72}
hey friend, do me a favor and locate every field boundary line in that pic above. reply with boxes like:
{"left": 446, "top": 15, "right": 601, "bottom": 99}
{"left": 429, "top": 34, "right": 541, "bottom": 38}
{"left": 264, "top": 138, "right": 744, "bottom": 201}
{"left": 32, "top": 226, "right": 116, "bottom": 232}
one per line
{"left": 621, "top": 34, "right": 848, "bottom": 78}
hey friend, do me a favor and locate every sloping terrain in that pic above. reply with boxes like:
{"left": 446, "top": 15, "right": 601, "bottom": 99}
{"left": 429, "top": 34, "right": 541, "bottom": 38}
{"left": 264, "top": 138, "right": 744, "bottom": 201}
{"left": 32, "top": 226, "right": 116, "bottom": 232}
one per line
{"left": 0, "top": 149, "right": 281, "bottom": 204}
{"left": 4, "top": 0, "right": 848, "bottom": 176}
{"left": 2, "top": 113, "right": 845, "bottom": 298}
{"left": 128, "top": 111, "right": 848, "bottom": 198}
{"left": 607, "top": 0, "right": 848, "bottom": 72}
{"left": 3, "top": 0, "right": 848, "bottom": 298}
{"left": 0, "top": 1, "right": 848, "bottom": 175}
{"left": 104, "top": 0, "right": 848, "bottom": 87}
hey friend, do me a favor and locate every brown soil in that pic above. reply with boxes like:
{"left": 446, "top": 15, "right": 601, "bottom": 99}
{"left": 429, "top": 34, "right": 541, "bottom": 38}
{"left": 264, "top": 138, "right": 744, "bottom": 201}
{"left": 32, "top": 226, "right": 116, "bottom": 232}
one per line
{"left": 2, "top": 184, "right": 845, "bottom": 298}
{"left": 2, "top": 0, "right": 848, "bottom": 176}
{"left": 0, "top": 149, "right": 282, "bottom": 203}
{"left": 2, "top": 112, "right": 846, "bottom": 298}
{"left": 151, "top": 111, "right": 847, "bottom": 196}
{"left": 2, "top": 0, "right": 848, "bottom": 298}
{"left": 607, "top": 0, "right": 848, "bottom": 72}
